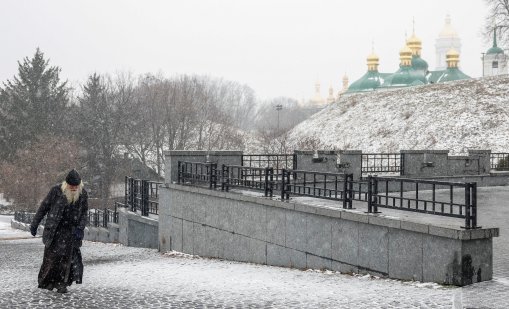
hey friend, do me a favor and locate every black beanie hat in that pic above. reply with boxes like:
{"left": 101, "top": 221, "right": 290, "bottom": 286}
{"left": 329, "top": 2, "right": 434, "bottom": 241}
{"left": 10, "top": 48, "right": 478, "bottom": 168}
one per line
{"left": 66, "top": 169, "right": 81, "bottom": 186}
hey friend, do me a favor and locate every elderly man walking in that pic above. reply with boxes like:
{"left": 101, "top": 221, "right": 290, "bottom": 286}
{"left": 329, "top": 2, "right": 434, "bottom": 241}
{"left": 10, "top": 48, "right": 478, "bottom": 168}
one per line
{"left": 30, "top": 169, "right": 88, "bottom": 293}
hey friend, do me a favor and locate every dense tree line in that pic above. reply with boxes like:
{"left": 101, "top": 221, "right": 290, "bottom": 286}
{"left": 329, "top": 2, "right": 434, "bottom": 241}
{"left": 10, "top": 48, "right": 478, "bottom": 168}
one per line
{"left": 0, "top": 50, "right": 258, "bottom": 211}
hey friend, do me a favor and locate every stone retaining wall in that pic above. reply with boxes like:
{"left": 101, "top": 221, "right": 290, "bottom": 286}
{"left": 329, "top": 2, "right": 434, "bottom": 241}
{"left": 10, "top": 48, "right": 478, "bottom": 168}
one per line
{"left": 159, "top": 184, "right": 498, "bottom": 286}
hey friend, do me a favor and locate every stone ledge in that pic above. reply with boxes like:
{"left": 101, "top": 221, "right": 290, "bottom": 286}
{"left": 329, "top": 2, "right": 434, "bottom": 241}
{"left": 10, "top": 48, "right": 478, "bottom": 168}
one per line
{"left": 164, "top": 150, "right": 243, "bottom": 156}
{"left": 400, "top": 150, "right": 449, "bottom": 154}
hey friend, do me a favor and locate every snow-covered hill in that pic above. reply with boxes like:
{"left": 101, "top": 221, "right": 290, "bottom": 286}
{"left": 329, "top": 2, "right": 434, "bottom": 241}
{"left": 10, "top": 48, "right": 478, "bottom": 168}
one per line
{"left": 288, "top": 76, "right": 509, "bottom": 154}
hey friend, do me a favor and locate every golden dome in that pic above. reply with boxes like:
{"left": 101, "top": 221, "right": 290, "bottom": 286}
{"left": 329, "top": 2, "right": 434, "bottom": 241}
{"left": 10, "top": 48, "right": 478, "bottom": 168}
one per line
{"left": 367, "top": 51, "right": 379, "bottom": 71}
{"left": 446, "top": 48, "right": 460, "bottom": 68}
{"left": 407, "top": 32, "right": 422, "bottom": 56}
{"left": 399, "top": 44, "right": 412, "bottom": 66}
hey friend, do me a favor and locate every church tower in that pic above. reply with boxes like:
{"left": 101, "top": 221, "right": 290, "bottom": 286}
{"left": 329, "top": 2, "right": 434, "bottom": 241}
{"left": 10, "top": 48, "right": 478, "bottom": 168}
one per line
{"left": 327, "top": 84, "right": 335, "bottom": 104}
{"left": 483, "top": 27, "right": 508, "bottom": 76}
{"left": 435, "top": 15, "right": 461, "bottom": 70}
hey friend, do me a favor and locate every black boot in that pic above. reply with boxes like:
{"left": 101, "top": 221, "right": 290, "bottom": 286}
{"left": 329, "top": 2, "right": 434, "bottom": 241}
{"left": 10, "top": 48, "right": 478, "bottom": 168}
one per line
{"left": 56, "top": 287, "right": 68, "bottom": 294}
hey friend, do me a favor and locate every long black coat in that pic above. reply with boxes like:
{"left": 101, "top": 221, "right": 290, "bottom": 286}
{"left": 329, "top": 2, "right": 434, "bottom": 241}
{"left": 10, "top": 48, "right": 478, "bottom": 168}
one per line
{"left": 31, "top": 184, "right": 88, "bottom": 247}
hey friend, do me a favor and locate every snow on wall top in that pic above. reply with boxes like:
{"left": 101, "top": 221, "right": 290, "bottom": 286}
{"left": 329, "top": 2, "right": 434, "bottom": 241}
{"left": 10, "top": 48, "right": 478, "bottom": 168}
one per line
{"left": 288, "top": 76, "right": 509, "bottom": 154}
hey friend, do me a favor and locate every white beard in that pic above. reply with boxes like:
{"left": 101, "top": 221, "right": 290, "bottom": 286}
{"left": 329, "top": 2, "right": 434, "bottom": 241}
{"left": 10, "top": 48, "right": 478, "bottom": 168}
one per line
{"left": 61, "top": 181, "right": 83, "bottom": 204}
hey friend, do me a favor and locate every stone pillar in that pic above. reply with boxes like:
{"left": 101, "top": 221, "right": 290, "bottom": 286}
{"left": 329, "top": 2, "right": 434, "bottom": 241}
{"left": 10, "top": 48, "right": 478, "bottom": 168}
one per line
{"left": 400, "top": 150, "right": 450, "bottom": 177}
{"left": 337, "top": 150, "right": 363, "bottom": 180}
{"left": 163, "top": 150, "right": 243, "bottom": 184}
{"left": 468, "top": 150, "right": 491, "bottom": 174}
{"left": 293, "top": 150, "right": 341, "bottom": 173}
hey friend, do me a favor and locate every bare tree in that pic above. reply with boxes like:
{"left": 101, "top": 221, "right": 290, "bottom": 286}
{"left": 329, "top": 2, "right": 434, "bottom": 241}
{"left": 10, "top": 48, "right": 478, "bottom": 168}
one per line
{"left": 0, "top": 135, "right": 81, "bottom": 212}
{"left": 484, "top": 0, "right": 509, "bottom": 45}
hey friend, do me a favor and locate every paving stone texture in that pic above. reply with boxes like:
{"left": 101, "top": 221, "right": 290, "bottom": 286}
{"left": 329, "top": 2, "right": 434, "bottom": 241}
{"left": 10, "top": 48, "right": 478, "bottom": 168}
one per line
{"left": 1, "top": 185, "right": 509, "bottom": 308}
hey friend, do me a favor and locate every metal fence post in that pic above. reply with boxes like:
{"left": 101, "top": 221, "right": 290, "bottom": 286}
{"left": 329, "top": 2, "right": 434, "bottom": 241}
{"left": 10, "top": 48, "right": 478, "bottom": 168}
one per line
{"left": 209, "top": 163, "right": 217, "bottom": 189}
{"left": 367, "top": 175, "right": 372, "bottom": 213}
{"left": 373, "top": 176, "right": 379, "bottom": 213}
{"left": 125, "top": 176, "right": 128, "bottom": 207}
{"left": 221, "top": 164, "right": 230, "bottom": 192}
{"left": 400, "top": 153, "right": 405, "bottom": 176}
{"left": 103, "top": 208, "right": 108, "bottom": 228}
{"left": 281, "top": 169, "right": 287, "bottom": 200}
{"left": 471, "top": 182, "right": 477, "bottom": 229}
{"left": 130, "top": 178, "right": 136, "bottom": 212}
{"left": 264, "top": 167, "right": 270, "bottom": 197}
{"left": 342, "top": 174, "right": 347, "bottom": 209}
{"left": 142, "top": 180, "right": 149, "bottom": 216}
{"left": 464, "top": 184, "right": 471, "bottom": 229}
{"left": 177, "top": 161, "right": 182, "bottom": 184}
{"left": 269, "top": 167, "right": 274, "bottom": 198}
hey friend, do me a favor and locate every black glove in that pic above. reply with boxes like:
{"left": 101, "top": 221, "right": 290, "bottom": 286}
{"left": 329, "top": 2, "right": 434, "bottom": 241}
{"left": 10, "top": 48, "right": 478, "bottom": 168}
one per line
{"left": 30, "top": 225, "right": 37, "bottom": 237}
{"left": 74, "top": 228, "right": 84, "bottom": 241}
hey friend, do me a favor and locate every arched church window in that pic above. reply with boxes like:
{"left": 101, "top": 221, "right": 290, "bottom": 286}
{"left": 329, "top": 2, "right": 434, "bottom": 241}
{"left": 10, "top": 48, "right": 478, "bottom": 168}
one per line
{"left": 492, "top": 61, "right": 499, "bottom": 68}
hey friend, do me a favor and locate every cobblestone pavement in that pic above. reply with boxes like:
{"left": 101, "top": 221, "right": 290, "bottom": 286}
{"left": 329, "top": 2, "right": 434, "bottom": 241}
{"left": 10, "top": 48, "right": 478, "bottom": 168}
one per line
{"left": 1, "top": 186, "right": 509, "bottom": 308}
{"left": 0, "top": 238, "right": 459, "bottom": 308}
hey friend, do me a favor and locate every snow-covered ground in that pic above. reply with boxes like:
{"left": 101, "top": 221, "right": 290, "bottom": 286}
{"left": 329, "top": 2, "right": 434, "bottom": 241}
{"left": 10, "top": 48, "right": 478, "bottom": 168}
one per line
{"left": 288, "top": 76, "right": 509, "bottom": 154}
{"left": 0, "top": 215, "right": 31, "bottom": 240}
{"left": 0, "top": 237, "right": 460, "bottom": 308}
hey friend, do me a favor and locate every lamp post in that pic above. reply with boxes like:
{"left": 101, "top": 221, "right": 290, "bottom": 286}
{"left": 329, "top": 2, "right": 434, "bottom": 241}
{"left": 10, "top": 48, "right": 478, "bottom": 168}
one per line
{"left": 481, "top": 52, "right": 485, "bottom": 77}
{"left": 275, "top": 104, "right": 283, "bottom": 132}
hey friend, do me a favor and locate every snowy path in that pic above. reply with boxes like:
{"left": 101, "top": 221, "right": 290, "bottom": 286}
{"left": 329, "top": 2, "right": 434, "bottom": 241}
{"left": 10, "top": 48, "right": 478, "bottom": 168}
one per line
{"left": 0, "top": 215, "right": 32, "bottom": 240}
{"left": 0, "top": 238, "right": 461, "bottom": 308}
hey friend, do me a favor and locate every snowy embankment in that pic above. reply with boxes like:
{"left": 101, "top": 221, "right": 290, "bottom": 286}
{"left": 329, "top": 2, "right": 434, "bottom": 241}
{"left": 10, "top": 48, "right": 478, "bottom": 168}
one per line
{"left": 288, "top": 76, "right": 509, "bottom": 154}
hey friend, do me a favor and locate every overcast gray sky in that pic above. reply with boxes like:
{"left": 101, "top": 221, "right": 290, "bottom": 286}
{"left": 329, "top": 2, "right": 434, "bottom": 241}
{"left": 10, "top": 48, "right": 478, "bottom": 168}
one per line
{"left": 0, "top": 0, "right": 489, "bottom": 100}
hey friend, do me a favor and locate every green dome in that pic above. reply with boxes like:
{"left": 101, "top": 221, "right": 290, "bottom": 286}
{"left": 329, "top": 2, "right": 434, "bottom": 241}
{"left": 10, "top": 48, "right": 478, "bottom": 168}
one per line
{"left": 411, "top": 55, "right": 429, "bottom": 72}
{"left": 346, "top": 71, "right": 382, "bottom": 93}
{"left": 487, "top": 46, "right": 504, "bottom": 55}
{"left": 487, "top": 27, "right": 504, "bottom": 54}
{"left": 382, "top": 66, "right": 427, "bottom": 87}
{"left": 436, "top": 67, "right": 470, "bottom": 83}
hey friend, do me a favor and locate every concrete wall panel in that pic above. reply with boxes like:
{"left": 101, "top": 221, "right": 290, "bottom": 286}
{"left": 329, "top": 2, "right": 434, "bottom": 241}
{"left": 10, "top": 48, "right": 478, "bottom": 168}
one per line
{"left": 388, "top": 229, "right": 423, "bottom": 281}
{"left": 306, "top": 215, "right": 333, "bottom": 258}
{"left": 266, "top": 243, "right": 306, "bottom": 269}
{"left": 358, "top": 223, "right": 389, "bottom": 274}
{"left": 331, "top": 219, "right": 359, "bottom": 266}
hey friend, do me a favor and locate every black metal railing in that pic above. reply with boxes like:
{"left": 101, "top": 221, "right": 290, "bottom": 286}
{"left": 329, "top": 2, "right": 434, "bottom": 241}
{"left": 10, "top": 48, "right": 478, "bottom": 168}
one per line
{"left": 221, "top": 165, "right": 274, "bottom": 197}
{"left": 490, "top": 153, "right": 509, "bottom": 170}
{"left": 367, "top": 176, "right": 478, "bottom": 229}
{"left": 14, "top": 211, "right": 35, "bottom": 224}
{"left": 174, "top": 161, "right": 480, "bottom": 229}
{"left": 241, "top": 154, "right": 296, "bottom": 177}
{"left": 125, "top": 176, "right": 163, "bottom": 216}
{"left": 361, "top": 153, "right": 403, "bottom": 178}
{"left": 281, "top": 169, "right": 353, "bottom": 209}
{"left": 177, "top": 161, "right": 218, "bottom": 189}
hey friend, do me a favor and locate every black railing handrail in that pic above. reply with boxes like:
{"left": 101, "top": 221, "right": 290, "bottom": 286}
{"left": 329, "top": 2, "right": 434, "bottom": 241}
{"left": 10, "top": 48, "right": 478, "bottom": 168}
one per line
{"left": 288, "top": 169, "right": 348, "bottom": 177}
{"left": 174, "top": 164, "right": 479, "bottom": 229}
{"left": 242, "top": 153, "right": 294, "bottom": 156}
{"left": 490, "top": 153, "right": 509, "bottom": 170}
{"left": 281, "top": 169, "right": 353, "bottom": 209}
{"left": 125, "top": 176, "right": 163, "bottom": 216}
{"left": 367, "top": 176, "right": 478, "bottom": 229}
{"left": 241, "top": 153, "right": 297, "bottom": 171}
{"left": 361, "top": 153, "right": 403, "bottom": 177}
{"left": 221, "top": 165, "right": 274, "bottom": 197}
{"left": 373, "top": 176, "right": 470, "bottom": 187}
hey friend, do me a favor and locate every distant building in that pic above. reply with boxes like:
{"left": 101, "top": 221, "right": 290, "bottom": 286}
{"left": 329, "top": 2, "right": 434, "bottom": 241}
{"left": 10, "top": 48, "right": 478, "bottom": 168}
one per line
{"left": 346, "top": 18, "right": 470, "bottom": 93}
{"left": 483, "top": 28, "right": 508, "bottom": 77}
{"left": 308, "top": 79, "right": 326, "bottom": 107}
{"left": 435, "top": 15, "right": 461, "bottom": 71}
